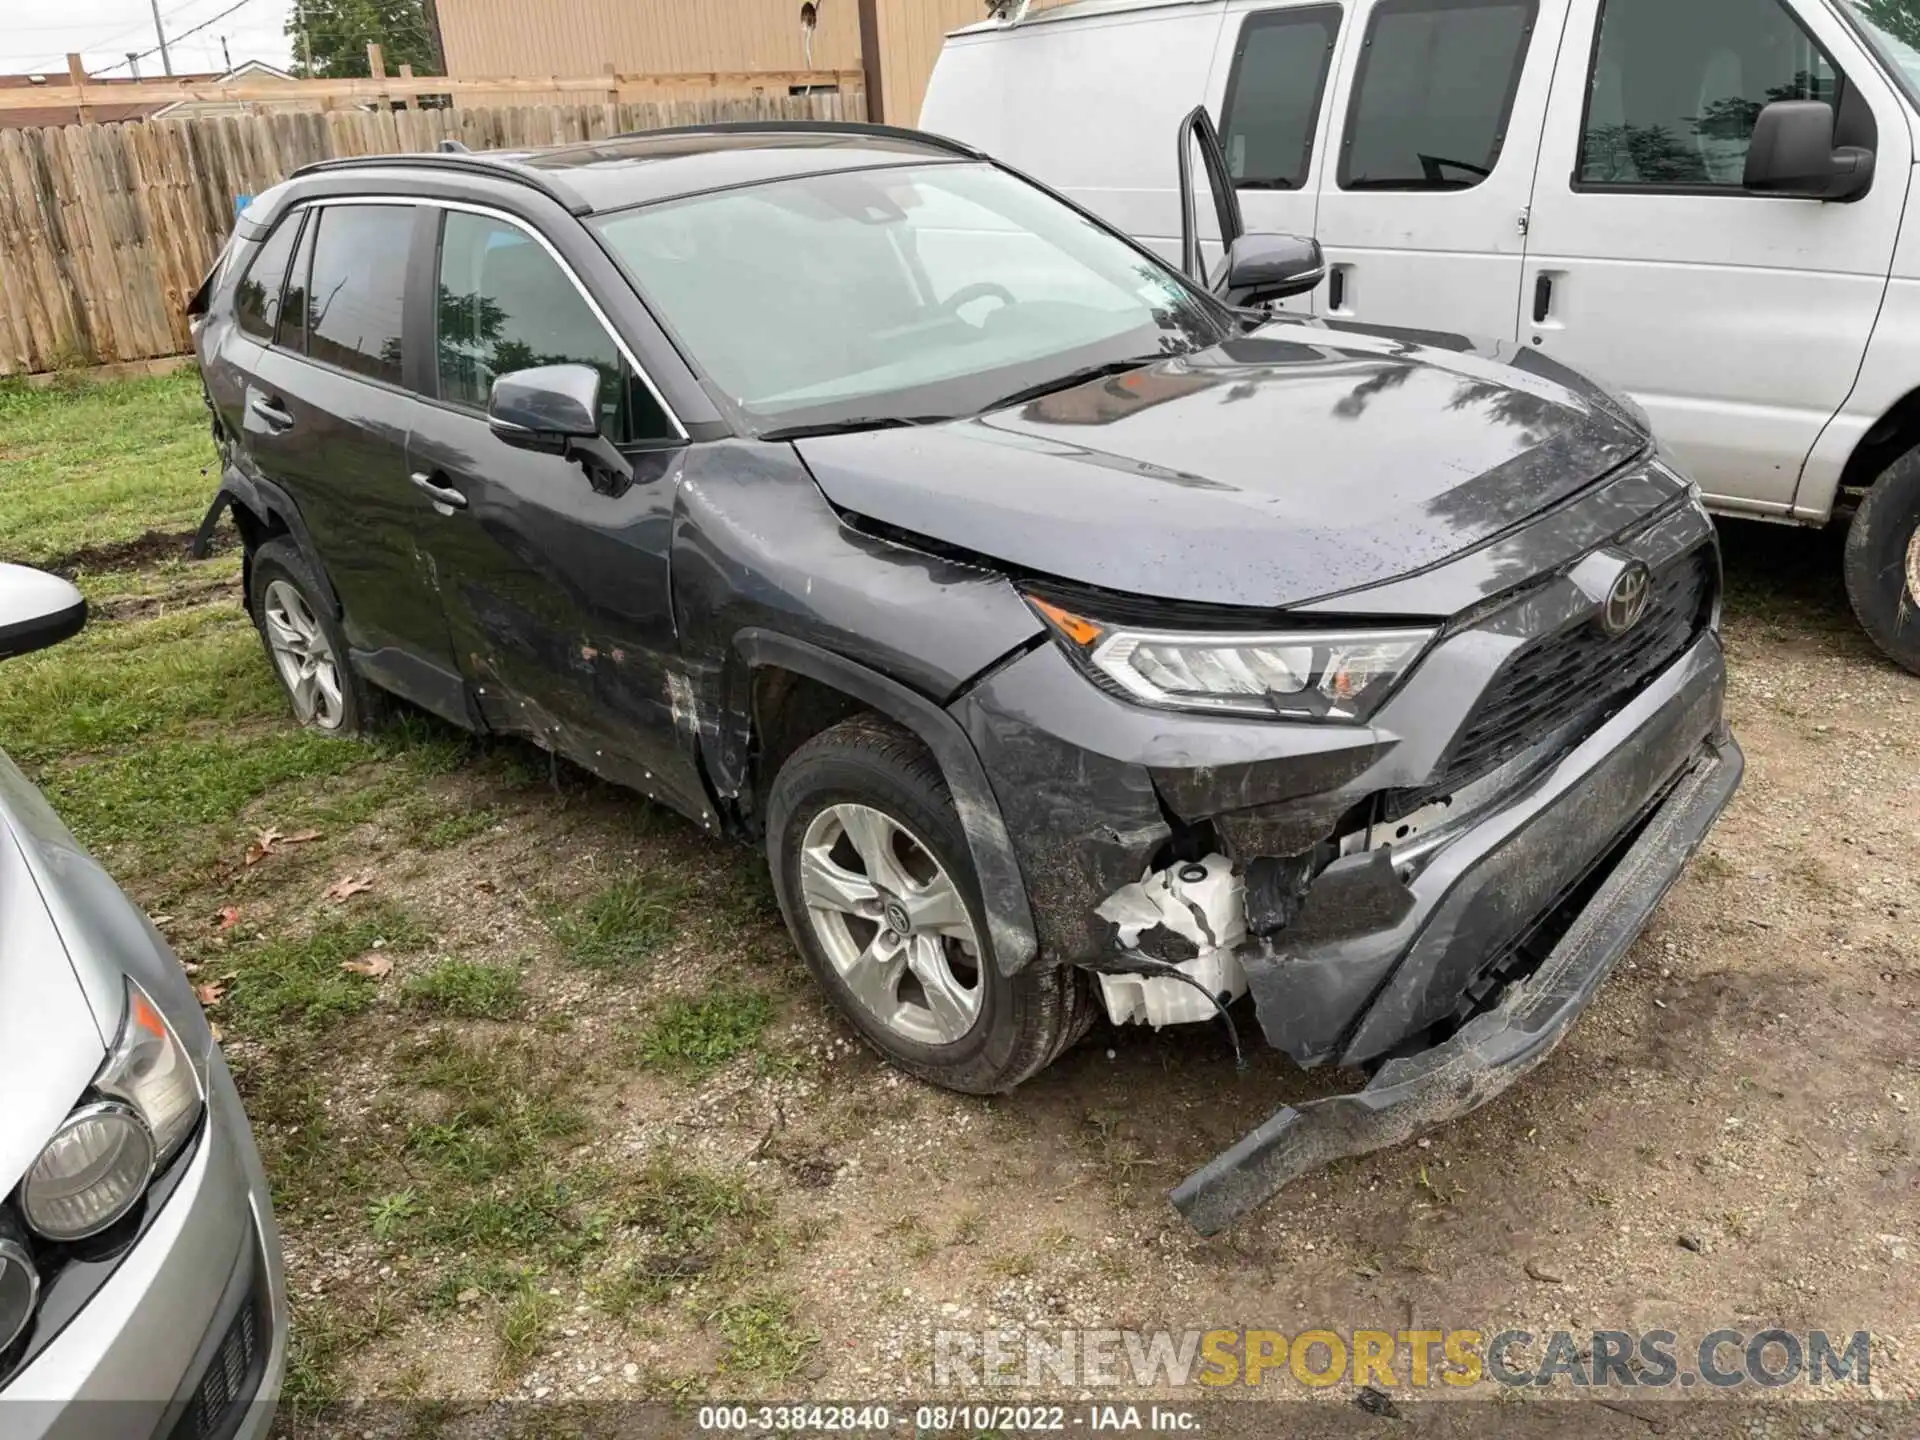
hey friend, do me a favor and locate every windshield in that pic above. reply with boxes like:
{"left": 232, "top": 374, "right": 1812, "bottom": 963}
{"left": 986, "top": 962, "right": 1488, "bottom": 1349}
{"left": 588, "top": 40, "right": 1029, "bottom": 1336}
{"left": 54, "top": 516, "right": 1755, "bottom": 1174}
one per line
{"left": 1841, "top": 1, "right": 1920, "bottom": 102}
{"left": 591, "top": 161, "right": 1227, "bottom": 434}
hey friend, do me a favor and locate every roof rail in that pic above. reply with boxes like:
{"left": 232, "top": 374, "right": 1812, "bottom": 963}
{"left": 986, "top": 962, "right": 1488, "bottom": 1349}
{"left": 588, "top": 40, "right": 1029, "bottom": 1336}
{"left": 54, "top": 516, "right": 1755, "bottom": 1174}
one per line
{"left": 608, "top": 119, "right": 985, "bottom": 162}
{"left": 289, "top": 151, "right": 589, "bottom": 213}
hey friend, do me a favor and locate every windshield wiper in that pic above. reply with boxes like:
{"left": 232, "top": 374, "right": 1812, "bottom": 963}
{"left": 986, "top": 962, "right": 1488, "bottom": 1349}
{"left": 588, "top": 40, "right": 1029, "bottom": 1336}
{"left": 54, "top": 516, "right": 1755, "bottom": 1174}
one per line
{"left": 759, "top": 415, "right": 949, "bottom": 441}
{"left": 979, "top": 356, "right": 1161, "bottom": 414}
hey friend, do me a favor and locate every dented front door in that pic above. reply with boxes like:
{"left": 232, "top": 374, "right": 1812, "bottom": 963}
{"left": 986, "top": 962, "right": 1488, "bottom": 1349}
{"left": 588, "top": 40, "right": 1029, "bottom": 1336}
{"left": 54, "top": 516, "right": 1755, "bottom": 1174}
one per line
{"left": 404, "top": 408, "right": 713, "bottom": 825}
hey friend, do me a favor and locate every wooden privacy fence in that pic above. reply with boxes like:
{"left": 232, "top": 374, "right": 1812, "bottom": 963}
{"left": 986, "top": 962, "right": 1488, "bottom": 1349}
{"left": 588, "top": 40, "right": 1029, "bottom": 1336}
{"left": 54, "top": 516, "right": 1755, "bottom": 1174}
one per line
{"left": 0, "top": 91, "right": 866, "bottom": 376}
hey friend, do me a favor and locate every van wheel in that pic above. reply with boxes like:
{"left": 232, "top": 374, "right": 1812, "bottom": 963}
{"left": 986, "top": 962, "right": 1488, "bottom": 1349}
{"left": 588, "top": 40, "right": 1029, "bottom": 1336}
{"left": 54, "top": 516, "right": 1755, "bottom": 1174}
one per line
{"left": 247, "top": 538, "right": 384, "bottom": 733}
{"left": 766, "top": 714, "right": 1095, "bottom": 1095}
{"left": 1845, "top": 448, "right": 1920, "bottom": 676}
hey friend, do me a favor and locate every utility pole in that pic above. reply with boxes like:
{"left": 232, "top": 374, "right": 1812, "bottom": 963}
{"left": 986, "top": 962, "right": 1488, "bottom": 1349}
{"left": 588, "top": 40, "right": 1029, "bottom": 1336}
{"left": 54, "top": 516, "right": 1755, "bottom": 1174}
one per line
{"left": 220, "top": 34, "right": 233, "bottom": 70}
{"left": 126, "top": 51, "right": 141, "bottom": 80}
{"left": 148, "top": 0, "right": 175, "bottom": 74}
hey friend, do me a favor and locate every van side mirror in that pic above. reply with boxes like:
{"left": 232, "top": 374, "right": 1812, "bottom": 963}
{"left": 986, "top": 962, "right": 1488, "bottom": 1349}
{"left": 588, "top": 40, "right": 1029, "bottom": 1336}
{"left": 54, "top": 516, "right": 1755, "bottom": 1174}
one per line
{"left": 488, "top": 363, "right": 634, "bottom": 494}
{"left": 0, "top": 564, "right": 86, "bottom": 661}
{"left": 1744, "top": 100, "right": 1874, "bottom": 202}
{"left": 1218, "top": 234, "right": 1325, "bottom": 308}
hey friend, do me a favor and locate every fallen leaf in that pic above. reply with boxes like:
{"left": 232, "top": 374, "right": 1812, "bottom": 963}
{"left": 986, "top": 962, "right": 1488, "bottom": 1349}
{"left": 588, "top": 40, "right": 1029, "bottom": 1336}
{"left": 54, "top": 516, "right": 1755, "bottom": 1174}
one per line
{"left": 341, "top": 953, "right": 393, "bottom": 979}
{"left": 195, "top": 980, "right": 227, "bottom": 1005}
{"left": 246, "top": 827, "right": 322, "bottom": 866}
{"left": 215, "top": 905, "right": 241, "bottom": 930}
{"left": 324, "top": 875, "right": 374, "bottom": 902}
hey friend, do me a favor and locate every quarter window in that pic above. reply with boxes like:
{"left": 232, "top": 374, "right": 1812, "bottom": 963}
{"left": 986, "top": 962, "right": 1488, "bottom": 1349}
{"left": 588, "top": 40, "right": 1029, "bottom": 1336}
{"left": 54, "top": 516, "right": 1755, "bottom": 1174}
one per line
{"left": 303, "top": 204, "right": 413, "bottom": 385}
{"left": 435, "top": 211, "right": 670, "bottom": 444}
{"left": 234, "top": 215, "right": 301, "bottom": 342}
{"left": 280, "top": 212, "right": 316, "bottom": 355}
{"left": 1220, "top": 6, "right": 1343, "bottom": 190}
{"left": 1579, "top": 0, "right": 1845, "bottom": 187}
{"left": 1338, "top": 0, "right": 1537, "bottom": 191}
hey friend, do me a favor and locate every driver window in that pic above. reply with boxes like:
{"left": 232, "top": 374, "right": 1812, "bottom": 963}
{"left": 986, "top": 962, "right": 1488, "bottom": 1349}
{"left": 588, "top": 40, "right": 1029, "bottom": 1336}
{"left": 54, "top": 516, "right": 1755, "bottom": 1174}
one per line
{"left": 435, "top": 210, "right": 672, "bottom": 444}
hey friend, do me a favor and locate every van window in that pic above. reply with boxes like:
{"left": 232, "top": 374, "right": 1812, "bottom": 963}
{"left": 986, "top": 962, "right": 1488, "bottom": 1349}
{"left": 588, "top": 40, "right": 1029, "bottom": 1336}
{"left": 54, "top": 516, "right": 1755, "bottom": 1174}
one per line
{"left": 434, "top": 210, "right": 673, "bottom": 445}
{"left": 1337, "top": 0, "right": 1537, "bottom": 191}
{"left": 304, "top": 204, "right": 414, "bottom": 385}
{"left": 234, "top": 215, "right": 302, "bottom": 342}
{"left": 1579, "top": 0, "right": 1845, "bottom": 187}
{"left": 1220, "top": 6, "right": 1343, "bottom": 189}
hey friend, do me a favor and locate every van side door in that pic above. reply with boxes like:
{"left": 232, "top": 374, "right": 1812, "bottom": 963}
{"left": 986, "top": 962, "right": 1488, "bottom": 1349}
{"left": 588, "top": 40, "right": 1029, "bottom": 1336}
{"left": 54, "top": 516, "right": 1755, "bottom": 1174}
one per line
{"left": 403, "top": 205, "right": 714, "bottom": 826}
{"left": 1208, "top": 0, "right": 1350, "bottom": 314}
{"left": 1310, "top": 0, "right": 1571, "bottom": 332}
{"left": 1518, "top": 0, "right": 1910, "bottom": 513}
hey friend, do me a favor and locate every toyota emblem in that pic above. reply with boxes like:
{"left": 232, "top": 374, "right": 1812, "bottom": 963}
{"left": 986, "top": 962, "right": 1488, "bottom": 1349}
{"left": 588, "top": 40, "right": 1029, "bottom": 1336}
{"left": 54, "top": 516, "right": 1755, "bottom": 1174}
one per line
{"left": 1602, "top": 561, "right": 1653, "bottom": 635}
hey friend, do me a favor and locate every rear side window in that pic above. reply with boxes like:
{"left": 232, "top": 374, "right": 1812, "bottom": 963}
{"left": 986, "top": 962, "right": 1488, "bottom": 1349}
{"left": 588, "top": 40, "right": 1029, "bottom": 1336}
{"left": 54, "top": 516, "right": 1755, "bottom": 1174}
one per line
{"left": 435, "top": 210, "right": 672, "bottom": 444}
{"left": 1337, "top": 0, "right": 1537, "bottom": 191}
{"left": 233, "top": 215, "right": 302, "bottom": 341}
{"left": 280, "top": 212, "right": 316, "bottom": 355}
{"left": 1578, "top": 0, "right": 1846, "bottom": 187}
{"left": 303, "top": 204, "right": 414, "bottom": 385}
{"left": 1220, "top": 6, "right": 1343, "bottom": 190}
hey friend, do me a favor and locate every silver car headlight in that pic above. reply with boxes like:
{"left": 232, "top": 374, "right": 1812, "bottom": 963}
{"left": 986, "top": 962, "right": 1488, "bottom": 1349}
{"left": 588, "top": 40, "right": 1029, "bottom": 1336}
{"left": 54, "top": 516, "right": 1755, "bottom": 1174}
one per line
{"left": 18, "top": 978, "right": 204, "bottom": 1242}
{"left": 1030, "top": 596, "right": 1434, "bottom": 721}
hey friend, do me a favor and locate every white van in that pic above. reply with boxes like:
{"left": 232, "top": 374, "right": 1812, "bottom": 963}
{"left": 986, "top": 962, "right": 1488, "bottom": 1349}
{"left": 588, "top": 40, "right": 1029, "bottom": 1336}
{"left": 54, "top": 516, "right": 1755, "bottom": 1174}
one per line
{"left": 921, "top": 0, "right": 1920, "bottom": 673}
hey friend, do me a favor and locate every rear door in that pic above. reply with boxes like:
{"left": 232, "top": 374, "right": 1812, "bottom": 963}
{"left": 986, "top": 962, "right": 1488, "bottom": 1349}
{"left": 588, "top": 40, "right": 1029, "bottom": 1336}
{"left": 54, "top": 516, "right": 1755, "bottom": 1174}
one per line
{"left": 403, "top": 205, "right": 712, "bottom": 823}
{"left": 1310, "top": 0, "right": 1570, "bottom": 333}
{"left": 1517, "top": 0, "right": 1909, "bottom": 511}
{"left": 241, "top": 200, "right": 465, "bottom": 715}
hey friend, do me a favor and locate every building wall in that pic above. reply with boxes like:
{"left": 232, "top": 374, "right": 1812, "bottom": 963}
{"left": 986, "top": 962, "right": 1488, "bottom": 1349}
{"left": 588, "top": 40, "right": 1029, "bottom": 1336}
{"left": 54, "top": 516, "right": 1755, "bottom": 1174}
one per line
{"left": 874, "top": 0, "right": 981, "bottom": 124}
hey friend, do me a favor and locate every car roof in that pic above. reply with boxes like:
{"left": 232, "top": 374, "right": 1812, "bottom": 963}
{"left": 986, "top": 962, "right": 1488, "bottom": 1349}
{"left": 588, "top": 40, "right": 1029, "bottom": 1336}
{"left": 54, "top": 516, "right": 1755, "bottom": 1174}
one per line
{"left": 290, "top": 122, "right": 984, "bottom": 216}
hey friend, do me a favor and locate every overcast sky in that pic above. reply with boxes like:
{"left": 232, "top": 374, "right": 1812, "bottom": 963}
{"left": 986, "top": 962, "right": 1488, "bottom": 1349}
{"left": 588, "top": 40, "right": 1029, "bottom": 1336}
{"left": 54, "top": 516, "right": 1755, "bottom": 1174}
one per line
{"left": 5, "top": 0, "right": 296, "bottom": 79}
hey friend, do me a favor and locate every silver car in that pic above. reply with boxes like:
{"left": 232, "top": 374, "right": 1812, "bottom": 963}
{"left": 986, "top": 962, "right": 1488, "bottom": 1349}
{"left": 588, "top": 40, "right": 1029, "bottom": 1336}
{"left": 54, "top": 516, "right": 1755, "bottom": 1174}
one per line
{"left": 0, "top": 565, "right": 286, "bottom": 1439}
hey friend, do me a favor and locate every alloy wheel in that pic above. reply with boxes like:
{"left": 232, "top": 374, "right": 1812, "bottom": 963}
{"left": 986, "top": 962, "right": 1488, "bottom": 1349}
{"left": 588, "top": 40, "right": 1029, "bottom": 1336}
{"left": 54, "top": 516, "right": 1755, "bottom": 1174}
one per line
{"left": 262, "top": 579, "right": 345, "bottom": 730}
{"left": 798, "top": 802, "right": 984, "bottom": 1045}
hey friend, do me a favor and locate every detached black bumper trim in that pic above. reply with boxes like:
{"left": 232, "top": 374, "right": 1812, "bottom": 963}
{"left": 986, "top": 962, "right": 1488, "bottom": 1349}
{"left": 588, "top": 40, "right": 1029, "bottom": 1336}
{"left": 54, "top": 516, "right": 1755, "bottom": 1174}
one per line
{"left": 1168, "top": 733, "right": 1743, "bottom": 1236}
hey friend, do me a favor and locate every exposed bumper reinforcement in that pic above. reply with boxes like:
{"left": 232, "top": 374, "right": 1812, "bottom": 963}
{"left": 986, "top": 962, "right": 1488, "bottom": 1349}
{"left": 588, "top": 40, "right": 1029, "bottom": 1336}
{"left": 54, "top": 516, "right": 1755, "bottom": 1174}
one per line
{"left": 1168, "top": 733, "right": 1743, "bottom": 1236}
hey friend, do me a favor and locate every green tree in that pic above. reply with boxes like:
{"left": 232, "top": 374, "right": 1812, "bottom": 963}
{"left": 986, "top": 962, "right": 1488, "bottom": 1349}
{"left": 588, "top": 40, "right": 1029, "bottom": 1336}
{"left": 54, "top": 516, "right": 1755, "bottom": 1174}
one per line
{"left": 286, "top": 0, "right": 440, "bottom": 78}
{"left": 1855, "top": 0, "right": 1920, "bottom": 53}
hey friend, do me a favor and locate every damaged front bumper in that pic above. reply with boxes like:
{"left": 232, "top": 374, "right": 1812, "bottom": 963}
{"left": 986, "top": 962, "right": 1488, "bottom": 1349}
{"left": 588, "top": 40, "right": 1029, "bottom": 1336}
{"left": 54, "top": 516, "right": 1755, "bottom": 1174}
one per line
{"left": 1170, "top": 728, "right": 1741, "bottom": 1234}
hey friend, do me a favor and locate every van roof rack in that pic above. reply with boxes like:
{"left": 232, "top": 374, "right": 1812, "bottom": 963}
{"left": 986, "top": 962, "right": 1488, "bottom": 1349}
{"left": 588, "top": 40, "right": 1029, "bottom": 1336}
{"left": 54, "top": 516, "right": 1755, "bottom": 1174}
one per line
{"left": 967, "top": 0, "right": 1217, "bottom": 32}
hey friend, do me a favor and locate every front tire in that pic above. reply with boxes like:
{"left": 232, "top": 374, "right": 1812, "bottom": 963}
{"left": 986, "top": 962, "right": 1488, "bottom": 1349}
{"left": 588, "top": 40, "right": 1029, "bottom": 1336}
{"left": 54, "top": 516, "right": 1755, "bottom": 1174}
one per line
{"left": 247, "top": 538, "right": 383, "bottom": 733}
{"left": 1845, "top": 447, "right": 1920, "bottom": 675}
{"left": 766, "top": 715, "right": 1095, "bottom": 1095}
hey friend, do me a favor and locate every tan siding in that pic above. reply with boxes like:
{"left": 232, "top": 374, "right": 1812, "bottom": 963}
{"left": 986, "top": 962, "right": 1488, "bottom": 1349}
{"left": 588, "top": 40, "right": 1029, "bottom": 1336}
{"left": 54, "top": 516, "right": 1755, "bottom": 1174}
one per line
{"left": 873, "top": 0, "right": 980, "bottom": 125}
{"left": 440, "top": 0, "right": 865, "bottom": 107}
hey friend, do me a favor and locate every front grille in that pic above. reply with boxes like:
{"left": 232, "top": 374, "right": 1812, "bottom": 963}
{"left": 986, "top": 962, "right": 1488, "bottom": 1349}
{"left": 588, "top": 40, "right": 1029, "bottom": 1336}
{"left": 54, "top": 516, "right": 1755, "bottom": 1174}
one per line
{"left": 1425, "top": 547, "right": 1715, "bottom": 801}
{"left": 169, "top": 1286, "right": 262, "bottom": 1440}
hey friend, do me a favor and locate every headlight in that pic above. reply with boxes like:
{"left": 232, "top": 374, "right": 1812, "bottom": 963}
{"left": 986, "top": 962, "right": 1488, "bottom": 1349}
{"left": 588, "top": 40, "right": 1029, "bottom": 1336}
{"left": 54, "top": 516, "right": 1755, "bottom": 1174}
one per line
{"left": 1029, "top": 596, "right": 1433, "bottom": 721}
{"left": 0, "top": 1214, "right": 36, "bottom": 1352}
{"left": 16, "top": 978, "right": 204, "bottom": 1243}
{"left": 94, "top": 977, "right": 204, "bottom": 1164}
{"left": 20, "top": 1102, "right": 155, "bottom": 1241}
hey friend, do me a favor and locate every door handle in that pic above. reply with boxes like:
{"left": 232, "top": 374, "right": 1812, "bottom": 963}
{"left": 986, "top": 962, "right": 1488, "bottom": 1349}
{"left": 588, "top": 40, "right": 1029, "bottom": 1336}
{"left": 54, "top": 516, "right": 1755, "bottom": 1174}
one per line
{"left": 1532, "top": 273, "right": 1555, "bottom": 324}
{"left": 410, "top": 471, "right": 468, "bottom": 510}
{"left": 1328, "top": 264, "right": 1349, "bottom": 312}
{"left": 248, "top": 394, "right": 294, "bottom": 430}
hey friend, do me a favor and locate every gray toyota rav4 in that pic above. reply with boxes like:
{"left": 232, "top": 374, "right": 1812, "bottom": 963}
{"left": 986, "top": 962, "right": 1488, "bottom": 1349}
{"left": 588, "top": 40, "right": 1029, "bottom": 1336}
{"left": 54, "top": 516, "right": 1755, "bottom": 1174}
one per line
{"left": 189, "top": 119, "right": 1742, "bottom": 1231}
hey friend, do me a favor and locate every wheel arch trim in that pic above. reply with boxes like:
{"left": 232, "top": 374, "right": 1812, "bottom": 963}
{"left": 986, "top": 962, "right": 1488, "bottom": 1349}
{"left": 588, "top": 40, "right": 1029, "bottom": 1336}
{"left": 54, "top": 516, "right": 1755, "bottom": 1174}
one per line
{"left": 193, "top": 468, "right": 340, "bottom": 616}
{"left": 732, "top": 628, "right": 1039, "bottom": 975}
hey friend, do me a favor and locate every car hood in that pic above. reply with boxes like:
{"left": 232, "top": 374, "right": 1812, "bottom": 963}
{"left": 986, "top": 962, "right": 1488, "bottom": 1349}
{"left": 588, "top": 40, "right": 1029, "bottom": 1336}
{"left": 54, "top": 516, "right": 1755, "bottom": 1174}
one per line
{"left": 794, "top": 321, "right": 1649, "bottom": 610}
{"left": 0, "top": 820, "right": 107, "bottom": 1193}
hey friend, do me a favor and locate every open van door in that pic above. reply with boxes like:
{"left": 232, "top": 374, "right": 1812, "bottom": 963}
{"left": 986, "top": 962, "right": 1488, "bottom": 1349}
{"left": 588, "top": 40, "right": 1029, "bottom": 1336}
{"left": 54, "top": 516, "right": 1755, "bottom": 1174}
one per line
{"left": 1178, "top": 106, "right": 1326, "bottom": 309}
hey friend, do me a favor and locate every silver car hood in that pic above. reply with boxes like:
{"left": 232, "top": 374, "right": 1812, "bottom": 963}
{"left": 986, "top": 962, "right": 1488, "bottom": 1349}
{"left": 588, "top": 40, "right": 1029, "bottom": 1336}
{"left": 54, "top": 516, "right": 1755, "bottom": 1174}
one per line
{"left": 0, "top": 820, "right": 107, "bottom": 1193}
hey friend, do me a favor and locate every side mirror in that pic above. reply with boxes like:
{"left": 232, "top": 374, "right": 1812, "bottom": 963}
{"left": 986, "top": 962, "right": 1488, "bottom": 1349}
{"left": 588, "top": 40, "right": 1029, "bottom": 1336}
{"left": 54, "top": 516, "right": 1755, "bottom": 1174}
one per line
{"left": 1744, "top": 100, "right": 1874, "bottom": 201}
{"left": 0, "top": 565, "right": 86, "bottom": 661}
{"left": 1217, "top": 233, "right": 1325, "bottom": 308}
{"left": 488, "top": 363, "right": 634, "bottom": 494}
{"left": 1175, "top": 105, "right": 1246, "bottom": 289}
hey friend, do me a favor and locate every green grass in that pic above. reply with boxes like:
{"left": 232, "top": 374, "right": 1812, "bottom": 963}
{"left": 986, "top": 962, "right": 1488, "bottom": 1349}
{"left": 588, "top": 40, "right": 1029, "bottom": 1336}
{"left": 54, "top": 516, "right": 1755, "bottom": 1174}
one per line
{"left": 0, "top": 370, "right": 214, "bottom": 566}
{"left": 401, "top": 958, "right": 525, "bottom": 1019}
{"left": 713, "top": 1292, "right": 817, "bottom": 1380}
{"left": 211, "top": 905, "right": 430, "bottom": 1037}
{"left": 633, "top": 988, "right": 774, "bottom": 1074}
{"left": 547, "top": 872, "right": 689, "bottom": 970}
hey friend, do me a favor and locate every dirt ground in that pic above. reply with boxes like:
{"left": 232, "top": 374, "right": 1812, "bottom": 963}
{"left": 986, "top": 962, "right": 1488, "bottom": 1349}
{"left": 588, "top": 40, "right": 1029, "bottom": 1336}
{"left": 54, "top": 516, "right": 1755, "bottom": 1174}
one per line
{"left": 3, "top": 372, "right": 1912, "bottom": 1437}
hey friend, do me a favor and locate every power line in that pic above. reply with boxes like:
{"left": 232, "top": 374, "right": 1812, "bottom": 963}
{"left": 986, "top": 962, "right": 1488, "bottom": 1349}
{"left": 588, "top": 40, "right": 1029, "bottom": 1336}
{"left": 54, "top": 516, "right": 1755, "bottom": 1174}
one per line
{"left": 93, "top": 0, "right": 267, "bottom": 74}
{"left": 21, "top": 0, "right": 229, "bottom": 73}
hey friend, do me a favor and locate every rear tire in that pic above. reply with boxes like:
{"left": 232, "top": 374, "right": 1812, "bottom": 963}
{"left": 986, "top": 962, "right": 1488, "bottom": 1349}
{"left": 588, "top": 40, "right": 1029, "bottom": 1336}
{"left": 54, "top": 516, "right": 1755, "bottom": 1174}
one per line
{"left": 247, "top": 538, "right": 385, "bottom": 733}
{"left": 1844, "top": 447, "right": 1920, "bottom": 675}
{"left": 766, "top": 714, "right": 1095, "bottom": 1095}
